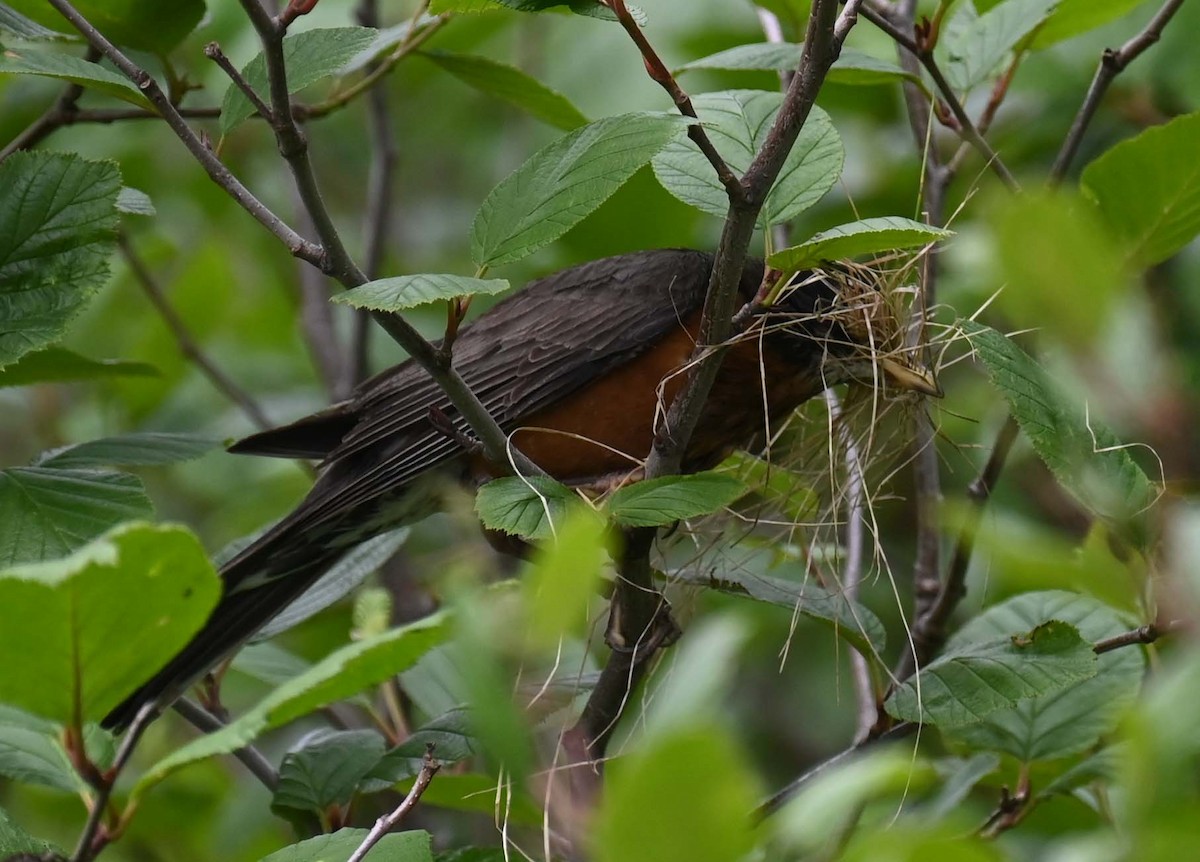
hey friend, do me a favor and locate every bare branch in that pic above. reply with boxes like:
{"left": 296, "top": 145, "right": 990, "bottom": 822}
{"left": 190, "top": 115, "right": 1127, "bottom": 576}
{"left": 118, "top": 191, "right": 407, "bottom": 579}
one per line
{"left": 1094, "top": 619, "right": 1186, "bottom": 654}
{"left": 0, "top": 46, "right": 98, "bottom": 161}
{"left": 172, "top": 698, "right": 280, "bottom": 791}
{"left": 204, "top": 41, "right": 274, "bottom": 122}
{"left": 118, "top": 234, "right": 274, "bottom": 431}
{"left": 347, "top": 749, "right": 440, "bottom": 862}
{"left": 1051, "top": 0, "right": 1186, "bottom": 181}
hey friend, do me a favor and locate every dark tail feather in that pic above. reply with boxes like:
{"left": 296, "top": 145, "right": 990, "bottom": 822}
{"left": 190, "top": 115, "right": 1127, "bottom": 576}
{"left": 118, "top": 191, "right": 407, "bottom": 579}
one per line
{"left": 101, "top": 541, "right": 346, "bottom": 731}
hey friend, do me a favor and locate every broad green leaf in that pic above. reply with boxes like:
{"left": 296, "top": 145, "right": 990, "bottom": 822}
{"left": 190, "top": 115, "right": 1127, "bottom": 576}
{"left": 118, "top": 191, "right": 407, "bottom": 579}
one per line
{"left": 0, "top": 46, "right": 153, "bottom": 108}
{"left": 885, "top": 620, "right": 1098, "bottom": 728}
{"left": 423, "top": 50, "right": 588, "bottom": 130}
{"left": 0, "top": 523, "right": 219, "bottom": 723}
{"left": 938, "top": 0, "right": 1059, "bottom": 91}
{"left": 134, "top": 611, "right": 452, "bottom": 799}
{"left": 433, "top": 0, "right": 643, "bottom": 21}
{"left": 679, "top": 44, "right": 916, "bottom": 87}
{"left": 842, "top": 824, "right": 1005, "bottom": 862}
{"left": 0, "top": 706, "right": 83, "bottom": 792}
{"left": 990, "top": 190, "right": 1129, "bottom": 346}
{"left": 7, "top": 0, "right": 204, "bottom": 53}
{"left": 0, "top": 3, "right": 71, "bottom": 40}
{"left": 607, "top": 472, "right": 746, "bottom": 527}
{"left": 36, "top": 432, "right": 221, "bottom": 468}
{"left": 652, "top": 90, "right": 843, "bottom": 228}
{"left": 1032, "top": 0, "right": 1149, "bottom": 47}
{"left": 342, "top": 16, "right": 440, "bottom": 75}
{"left": 333, "top": 275, "right": 511, "bottom": 312}
{"left": 595, "top": 725, "right": 760, "bottom": 862}
{"left": 721, "top": 451, "right": 818, "bottom": 522}
{"left": 768, "top": 217, "right": 952, "bottom": 272}
{"left": 364, "top": 707, "right": 478, "bottom": 788}
{"left": 0, "top": 151, "right": 121, "bottom": 367}
{"left": 273, "top": 729, "right": 388, "bottom": 815}
{"left": 252, "top": 528, "right": 410, "bottom": 642}
{"left": 258, "top": 829, "right": 432, "bottom": 862}
{"left": 230, "top": 642, "right": 312, "bottom": 687}
{"left": 115, "top": 187, "right": 154, "bottom": 216}
{"left": 0, "top": 468, "right": 153, "bottom": 567}
{"left": 471, "top": 112, "right": 688, "bottom": 266}
{"left": 221, "top": 27, "right": 381, "bottom": 134}
{"left": 0, "top": 347, "right": 156, "bottom": 387}
{"left": 522, "top": 508, "right": 607, "bottom": 650}
{"left": 963, "top": 322, "right": 1156, "bottom": 546}
{"left": 1039, "top": 747, "right": 1120, "bottom": 797}
{"left": 672, "top": 569, "right": 885, "bottom": 655}
{"left": 1081, "top": 111, "right": 1200, "bottom": 267}
{"left": 948, "top": 591, "right": 1146, "bottom": 761}
{"left": 474, "top": 475, "right": 578, "bottom": 539}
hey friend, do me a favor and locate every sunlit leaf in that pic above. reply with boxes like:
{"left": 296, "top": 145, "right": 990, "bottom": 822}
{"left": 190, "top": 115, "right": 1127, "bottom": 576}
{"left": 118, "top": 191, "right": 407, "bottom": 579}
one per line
{"left": 423, "top": 50, "right": 588, "bottom": 130}
{"left": 938, "top": 0, "right": 1059, "bottom": 91}
{"left": 475, "top": 476, "right": 578, "bottom": 539}
{"left": 768, "top": 217, "right": 952, "bottom": 272}
{"left": 1032, "top": 0, "right": 1149, "bottom": 47}
{"left": 333, "top": 275, "right": 510, "bottom": 312}
{"left": 678, "top": 43, "right": 916, "bottom": 87}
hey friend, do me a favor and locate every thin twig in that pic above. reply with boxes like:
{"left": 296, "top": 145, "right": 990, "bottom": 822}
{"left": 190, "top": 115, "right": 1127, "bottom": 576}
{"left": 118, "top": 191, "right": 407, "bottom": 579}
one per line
{"left": 347, "top": 749, "right": 440, "bottom": 862}
{"left": 825, "top": 390, "right": 876, "bottom": 742}
{"left": 859, "top": 3, "right": 1019, "bottom": 192}
{"left": 172, "top": 698, "right": 280, "bottom": 790}
{"left": 0, "top": 46, "right": 98, "bottom": 161}
{"left": 606, "top": 0, "right": 743, "bottom": 201}
{"left": 205, "top": 41, "right": 274, "bottom": 122}
{"left": 897, "top": 415, "right": 1019, "bottom": 680}
{"left": 71, "top": 703, "right": 156, "bottom": 862}
{"left": 117, "top": 233, "right": 274, "bottom": 431}
{"left": 1094, "top": 619, "right": 1185, "bottom": 654}
{"left": 1051, "top": 0, "right": 1186, "bottom": 181}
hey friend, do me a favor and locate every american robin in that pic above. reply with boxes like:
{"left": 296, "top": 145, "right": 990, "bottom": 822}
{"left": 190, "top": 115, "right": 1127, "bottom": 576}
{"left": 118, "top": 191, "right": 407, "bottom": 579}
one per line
{"left": 102, "top": 248, "right": 938, "bottom": 729}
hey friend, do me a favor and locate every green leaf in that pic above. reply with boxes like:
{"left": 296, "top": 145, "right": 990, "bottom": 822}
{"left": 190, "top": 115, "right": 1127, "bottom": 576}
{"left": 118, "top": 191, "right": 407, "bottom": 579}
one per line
{"left": 963, "top": 321, "right": 1156, "bottom": 546}
{"left": 768, "top": 217, "right": 952, "bottom": 272}
{"left": 35, "top": 432, "right": 221, "bottom": 468}
{"left": 0, "top": 3, "right": 71, "bottom": 40}
{"left": 0, "top": 706, "right": 84, "bottom": 792}
{"left": 252, "top": 527, "right": 410, "bottom": 642}
{"left": 652, "top": 90, "right": 843, "bottom": 228}
{"left": 607, "top": 472, "right": 746, "bottom": 527}
{"left": 7, "top": 0, "right": 205, "bottom": 53}
{"left": 273, "top": 729, "right": 388, "bottom": 815}
{"left": 341, "top": 16, "right": 440, "bottom": 75}
{"left": 0, "top": 468, "right": 153, "bottom": 567}
{"left": 938, "top": 0, "right": 1059, "bottom": 91}
{"left": 522, "top": 509, "right": 607, "bottom": 650}
{"left": 474, "top": 475, "right": 578, "bottom": 539}
{"left": 115, "top": 187, "right": 154, "bottom": 216}
{"left": 0, "top": 151, "right": 121, "bottom": 367}
{"left": 221, "top": 27, "right": 382, "bottom": 135}
{"left": 423, "top": 50, "right": 588, "bottom": 130}
{"left": 989, "top": 190, "right": 1129, "bottom": 347}
{"left": 0, "top": 523, "right": 219, "bottom": 724}
{"left": 1032, "top": 0, "right": 1149, "bottom": 48}
{"left": 0, "top": 804, "right": 59, "bottom": 859}
{"left": 885, "top": 620, "right": 1098, "bottom": 728}
{"left": 230, "top": 642, "right": 312, "bottom": 687}
{"left": 672, "top": 569, "right": 886, "bottom": 655}
{"left": 0, "top": 46, "right": 153, "bottom": 108}
{"left": 1081, "top": 111, "right": 1200, "bottom": 267}
{"left": 364, "top": 707, "right": 479, "bottom": 789}
{"left": 333, "top": 275, "right": 510, "bottom": 312}
{"left": 257, "top": 829, "right": 432, "bottom": 862}
{"left": 0, "top": 347, "right": 156, "bottom": 387}
{"left": 471, "top": 112, "right": 688, "bottom": 266}
{"left": 678, "top": 44, "right": 916, "bottom": 87}
{"left": 134, "top": 611, "right": 452, "bottom": 799}
{"left": 595, "top": 725, "right": 760, "bottom": 862}
{"left": 433, "top": 0, "right": 643, "bottom": 21}
{"left": 924, "top": 753, "right": 1002, "bottom": 820}
{"left": 948, "top": 591, "right": 1146, "bottom": 761}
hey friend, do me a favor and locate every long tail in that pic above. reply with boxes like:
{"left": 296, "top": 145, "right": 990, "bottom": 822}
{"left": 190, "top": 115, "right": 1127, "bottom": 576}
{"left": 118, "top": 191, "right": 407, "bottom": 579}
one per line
{"left": 101, "top": 535, "right": 347, "bottom": 731}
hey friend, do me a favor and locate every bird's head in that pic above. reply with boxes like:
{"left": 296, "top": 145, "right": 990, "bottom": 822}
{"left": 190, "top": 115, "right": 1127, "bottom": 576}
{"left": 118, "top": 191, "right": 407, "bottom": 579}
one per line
{"left": 756, "top": 262, "right": 942, "bottom": 398}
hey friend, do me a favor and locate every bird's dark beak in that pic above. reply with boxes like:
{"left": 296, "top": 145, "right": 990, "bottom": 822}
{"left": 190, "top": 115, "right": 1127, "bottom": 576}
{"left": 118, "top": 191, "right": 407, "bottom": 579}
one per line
{"left": 879, "top": 357, "right": 943, "bottom": 397}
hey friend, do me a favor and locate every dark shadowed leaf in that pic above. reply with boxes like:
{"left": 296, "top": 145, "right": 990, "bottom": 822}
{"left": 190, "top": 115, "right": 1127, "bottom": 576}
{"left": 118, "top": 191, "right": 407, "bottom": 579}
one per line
{"left": 272, "top": 729, "right": 388, "bottom": 815}
{"left": 364, "top": 707, "right": 479, "bottom": 789}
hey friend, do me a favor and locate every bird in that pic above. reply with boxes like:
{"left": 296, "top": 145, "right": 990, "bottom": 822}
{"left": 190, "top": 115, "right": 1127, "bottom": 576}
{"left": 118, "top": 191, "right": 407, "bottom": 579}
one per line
{"left": 102, "top": 248, "right": 939, "bottom": 730}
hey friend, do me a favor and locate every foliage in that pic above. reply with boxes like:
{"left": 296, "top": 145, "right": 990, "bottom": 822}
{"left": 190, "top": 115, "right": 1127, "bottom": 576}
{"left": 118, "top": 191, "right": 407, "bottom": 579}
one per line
{"left": 0, "top": 0, "right": 1198, "bottom": 861}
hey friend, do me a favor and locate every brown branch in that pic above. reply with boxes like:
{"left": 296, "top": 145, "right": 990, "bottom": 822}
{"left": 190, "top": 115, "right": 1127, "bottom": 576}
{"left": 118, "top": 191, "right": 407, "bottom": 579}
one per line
{"left": 606, "top": 0, "right": 743, "bottom": 202}
{"left": 346, "top": 749, "right": 440, "bottom": 862}
{"left": 0, "top": 46, "right": 98, "bottom": 161}
{"left": 117, "top": 233, "right": 274, "bottom": 432}
{"left": 70, "top": 703, "right": 156, "bottom": 862}
{"left": 1094, "top": 619, "right": 1185, "bottom": 654}
{"left": 1051, "top": 0, "right": 1186, "bottom": 182}
{"left": 172, "top": 698, "right": 280, "bottom": 790}
{"left": 204, "top": 41, "right": 274, "bottom": 122}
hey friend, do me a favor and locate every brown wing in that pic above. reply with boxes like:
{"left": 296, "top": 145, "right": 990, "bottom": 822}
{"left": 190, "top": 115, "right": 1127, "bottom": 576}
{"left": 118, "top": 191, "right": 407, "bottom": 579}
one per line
{"left": 227, "top": 249, "right": 732, "bottom": 558}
